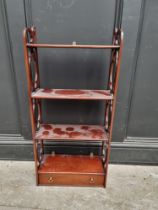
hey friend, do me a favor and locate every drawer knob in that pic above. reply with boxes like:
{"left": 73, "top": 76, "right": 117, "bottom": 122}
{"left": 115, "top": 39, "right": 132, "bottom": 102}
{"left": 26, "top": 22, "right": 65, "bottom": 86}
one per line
{"left": 48, "top": 176, "right": 54, "bottom": 182}
{"left": 89, "top": 177, "right": 95, "bottom": 184}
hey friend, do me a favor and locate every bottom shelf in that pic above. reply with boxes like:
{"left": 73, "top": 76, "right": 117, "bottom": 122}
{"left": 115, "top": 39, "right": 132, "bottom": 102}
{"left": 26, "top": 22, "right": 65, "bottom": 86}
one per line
{"left": 38, "top": 155, "right": 105, "bottom": 187}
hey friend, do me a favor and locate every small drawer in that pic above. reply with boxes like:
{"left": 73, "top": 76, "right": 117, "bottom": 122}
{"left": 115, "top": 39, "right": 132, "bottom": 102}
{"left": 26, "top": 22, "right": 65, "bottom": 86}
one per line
{"left": 38, "top": 173, "right": 104, "bottom": 187}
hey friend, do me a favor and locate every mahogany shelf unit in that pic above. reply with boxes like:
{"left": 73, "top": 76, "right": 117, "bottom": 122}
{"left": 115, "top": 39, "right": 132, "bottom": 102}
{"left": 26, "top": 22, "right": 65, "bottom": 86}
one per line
{"left": 23, "top": 26, "right": 123, "bottom": 187}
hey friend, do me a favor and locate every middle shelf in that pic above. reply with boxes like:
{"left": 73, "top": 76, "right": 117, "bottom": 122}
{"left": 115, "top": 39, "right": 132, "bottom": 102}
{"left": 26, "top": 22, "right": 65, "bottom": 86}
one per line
{"left": 35, "top": 124, "right": 108, "bottom": 142}
{"left": 32, "top": 88, "right": 113, "bottom": 100}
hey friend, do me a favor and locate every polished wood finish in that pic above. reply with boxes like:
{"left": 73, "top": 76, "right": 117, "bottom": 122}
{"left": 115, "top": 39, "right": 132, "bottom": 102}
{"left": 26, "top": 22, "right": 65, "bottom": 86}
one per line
{"left": 39, "top": 155, "right": 104, "bottom": 174}
{"left": 32, "top": 88, "right": 113, "bottom": 100}
{"left": 35, "top": 124, "right": 108, "bottom": 142}
{"left": 38, "top": 155, "right": 105, "bottom": 187}
{"left": 23, "top": 26, "right": 123, "bottom": 187}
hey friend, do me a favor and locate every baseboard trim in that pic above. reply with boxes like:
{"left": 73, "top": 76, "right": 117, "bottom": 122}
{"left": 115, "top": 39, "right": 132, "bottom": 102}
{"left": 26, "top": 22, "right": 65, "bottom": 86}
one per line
{"left": 0, "top": 139, "right": 158, "bottom": 164}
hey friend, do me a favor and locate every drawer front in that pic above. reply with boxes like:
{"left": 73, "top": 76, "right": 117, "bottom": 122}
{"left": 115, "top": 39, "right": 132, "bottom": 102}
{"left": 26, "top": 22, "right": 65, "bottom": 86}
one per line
{"left": 38, "top": 173, "right": 105, "bottom": 187}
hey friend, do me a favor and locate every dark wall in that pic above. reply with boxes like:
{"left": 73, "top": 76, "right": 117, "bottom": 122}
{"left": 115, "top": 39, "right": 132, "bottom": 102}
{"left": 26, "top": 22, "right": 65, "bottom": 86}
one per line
{"left": 0, "top": 0, "right": 158, "bottom": 164}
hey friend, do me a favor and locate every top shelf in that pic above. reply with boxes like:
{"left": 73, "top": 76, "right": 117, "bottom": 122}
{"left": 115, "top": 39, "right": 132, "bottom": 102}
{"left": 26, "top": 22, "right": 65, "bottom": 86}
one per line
{"left": 26, "top": 43, "right": 120, "bottom": 49}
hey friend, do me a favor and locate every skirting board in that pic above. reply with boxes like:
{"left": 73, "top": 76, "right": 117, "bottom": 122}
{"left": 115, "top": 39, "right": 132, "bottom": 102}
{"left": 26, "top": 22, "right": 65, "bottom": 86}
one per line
{"left": 0, "top": 140, "right": 158, "bottom": 164}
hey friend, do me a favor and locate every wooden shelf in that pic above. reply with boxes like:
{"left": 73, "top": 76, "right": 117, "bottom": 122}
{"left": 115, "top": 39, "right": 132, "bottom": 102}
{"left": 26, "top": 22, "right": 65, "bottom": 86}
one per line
{"left": 32, "top": 88, "right": 113, "bottom": 100}
{"left": 39, "top": 155, "right": 104, "bottom": 174}
{"left": 27, "top": 43, "right": 120, "bottom": 49}
{"left": 35, "top": 124, "right": 108, "bottom": 142}
{"left": 38, "top": 155, "right": 105, "bottom": 186}
{"left": 23, "top": 27, "right": 123, "bottom": 187}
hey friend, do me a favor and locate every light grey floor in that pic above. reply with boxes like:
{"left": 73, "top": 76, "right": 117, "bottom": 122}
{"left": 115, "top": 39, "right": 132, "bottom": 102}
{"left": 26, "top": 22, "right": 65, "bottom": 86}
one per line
{"left": 0, "top": 161, "right": 158, "bottom": 210}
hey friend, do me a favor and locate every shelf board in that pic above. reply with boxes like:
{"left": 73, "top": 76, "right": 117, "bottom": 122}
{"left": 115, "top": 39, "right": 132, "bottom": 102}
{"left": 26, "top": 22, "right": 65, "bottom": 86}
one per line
{"left": 35, "top": 124, "right": 108, "bottom": 142}
{"left": 32, "top": 88, "right": 113, "bottom": 100}
{"left": 27, "top": 43, "right": 120, "bottom": 49}
{"left": 38, "top": 155, "right": 104, "bottom": 175}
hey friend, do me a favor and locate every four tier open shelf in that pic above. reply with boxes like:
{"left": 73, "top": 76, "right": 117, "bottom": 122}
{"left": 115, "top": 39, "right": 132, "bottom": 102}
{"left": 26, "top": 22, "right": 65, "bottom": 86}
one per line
{"left": 23, "top": 26, "right": 123, "bottom": 187}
